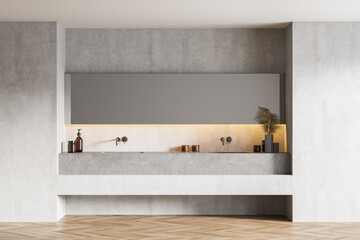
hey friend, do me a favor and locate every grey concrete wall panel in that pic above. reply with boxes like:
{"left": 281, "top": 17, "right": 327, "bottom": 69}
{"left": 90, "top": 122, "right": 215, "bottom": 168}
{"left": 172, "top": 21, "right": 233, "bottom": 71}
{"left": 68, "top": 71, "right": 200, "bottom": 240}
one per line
{"left": 70, "top": 73, "right": 280, "bottom": 124}
{"left": 65, "top": 195, "right": 289, "bottom": 216}
{"left": 58, "top": 152, "right": 291, "bottom": 175}
{"left": 66, "top": 29, "right": 286, "bottom": 74}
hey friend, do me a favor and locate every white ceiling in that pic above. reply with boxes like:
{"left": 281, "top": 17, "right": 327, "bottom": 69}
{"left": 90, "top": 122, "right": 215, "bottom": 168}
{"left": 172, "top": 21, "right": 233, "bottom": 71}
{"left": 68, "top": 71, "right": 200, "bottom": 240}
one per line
{"left": 1, "top": 0, "right": 360, "bottom": 28}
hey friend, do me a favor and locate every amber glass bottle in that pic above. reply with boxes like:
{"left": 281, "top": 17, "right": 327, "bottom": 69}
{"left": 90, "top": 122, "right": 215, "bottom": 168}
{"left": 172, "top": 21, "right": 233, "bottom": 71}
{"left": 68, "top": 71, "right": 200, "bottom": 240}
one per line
{"left": 75, "top": 129, "right": 83, "bottom": 152}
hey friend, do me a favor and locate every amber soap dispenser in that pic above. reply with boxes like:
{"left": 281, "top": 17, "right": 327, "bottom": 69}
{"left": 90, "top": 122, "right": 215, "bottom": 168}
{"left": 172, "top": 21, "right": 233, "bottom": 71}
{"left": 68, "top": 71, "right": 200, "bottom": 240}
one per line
{"left": 75, "top": 129, "right": 83, "bottom": 152}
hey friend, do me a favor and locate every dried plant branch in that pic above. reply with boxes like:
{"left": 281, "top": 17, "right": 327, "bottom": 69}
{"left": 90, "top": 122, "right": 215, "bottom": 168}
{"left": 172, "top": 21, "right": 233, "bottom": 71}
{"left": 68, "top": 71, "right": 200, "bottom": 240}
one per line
{"left": 254, "top": 106, "right": 279, "bottom": 135}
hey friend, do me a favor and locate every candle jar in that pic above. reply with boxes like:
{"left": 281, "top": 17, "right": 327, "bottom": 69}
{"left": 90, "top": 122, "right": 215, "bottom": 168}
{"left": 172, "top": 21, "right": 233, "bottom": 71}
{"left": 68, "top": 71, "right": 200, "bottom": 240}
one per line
{"left": 253, "top": 145, "right": 261, "bottom": 152}
{"left": 192, "top": 145, "right": 200, "bottom": 152}
{"left": 181, "top": 145, "right": 190, "bottom": 152}
{"left": 68, "top": 141, "right": 75, "bottom": 153}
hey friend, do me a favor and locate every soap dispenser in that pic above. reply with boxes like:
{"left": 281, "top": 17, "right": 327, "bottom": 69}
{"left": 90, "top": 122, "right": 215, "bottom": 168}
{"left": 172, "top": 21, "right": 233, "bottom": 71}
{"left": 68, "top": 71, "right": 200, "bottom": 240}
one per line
{"left": 75, "top": 129, "right": 83, "bottom": 152}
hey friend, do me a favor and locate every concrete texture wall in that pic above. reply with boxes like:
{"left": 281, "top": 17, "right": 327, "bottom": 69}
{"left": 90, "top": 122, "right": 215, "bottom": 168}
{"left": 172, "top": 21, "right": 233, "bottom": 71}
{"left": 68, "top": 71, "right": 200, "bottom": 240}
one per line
{"left": 64, "top": 29, "right": 288, "bottom": 218}
{"left": 0, "top": 22, "right": 63, "bottom": 222}
{"left": 56, "top": 24, "right": 66, "bottom": 220}
{"left": 0, "top": 25, "right": 288, "bottom": 221}
{"left": 65, "top": 28, "right": 287, "bottom": 152}
{"left": 59, "top": 152, "right": 291, "bottom": 175}
{"left": 57, "top": 24, "right": 65, "bottom": 155}
{"left": 66, "top": 29, "right": 285, "bottom": 73}
{"left": 66, "top": 195, "right": 289, "bottom": 216}
{"left": 292, "top": 22, "right": 360, "bottom": 222}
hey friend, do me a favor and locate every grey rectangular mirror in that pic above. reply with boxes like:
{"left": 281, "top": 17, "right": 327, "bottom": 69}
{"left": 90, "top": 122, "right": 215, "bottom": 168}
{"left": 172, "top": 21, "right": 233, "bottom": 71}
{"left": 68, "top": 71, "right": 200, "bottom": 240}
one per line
{"left": 66, "top": 74, "right": 280, "bottom": 124}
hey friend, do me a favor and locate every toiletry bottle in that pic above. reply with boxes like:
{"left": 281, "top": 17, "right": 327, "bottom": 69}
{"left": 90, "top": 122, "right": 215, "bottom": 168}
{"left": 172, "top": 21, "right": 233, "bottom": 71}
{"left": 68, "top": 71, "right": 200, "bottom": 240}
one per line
{"left": 75, "top": 129, "right": 83, "bottom": 152}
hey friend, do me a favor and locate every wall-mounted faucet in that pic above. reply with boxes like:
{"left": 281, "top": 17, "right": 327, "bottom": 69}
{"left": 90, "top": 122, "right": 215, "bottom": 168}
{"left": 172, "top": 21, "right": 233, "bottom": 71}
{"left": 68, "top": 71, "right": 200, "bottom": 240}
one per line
{"left": 116, "top": 136, "right": 128, "bottom": 145}
{"left": 220, "top": 136, "right": 232, "bottom": 146}
{"left": 220, "top": 137, "right": 225, "bottom": 146}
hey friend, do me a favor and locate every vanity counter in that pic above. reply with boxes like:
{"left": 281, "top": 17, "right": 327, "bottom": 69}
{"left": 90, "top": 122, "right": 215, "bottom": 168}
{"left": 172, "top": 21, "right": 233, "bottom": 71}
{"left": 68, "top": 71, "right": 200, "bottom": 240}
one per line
{"left": 59, "top": 152, "right": 291, "bottom": 175}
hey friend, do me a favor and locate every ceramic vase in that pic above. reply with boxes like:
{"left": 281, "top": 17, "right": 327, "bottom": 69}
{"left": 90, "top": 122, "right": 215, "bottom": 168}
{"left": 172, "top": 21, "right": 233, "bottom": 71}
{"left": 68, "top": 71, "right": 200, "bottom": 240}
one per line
{"left": 265, "top": 134, "right": 273, "bottom": 153}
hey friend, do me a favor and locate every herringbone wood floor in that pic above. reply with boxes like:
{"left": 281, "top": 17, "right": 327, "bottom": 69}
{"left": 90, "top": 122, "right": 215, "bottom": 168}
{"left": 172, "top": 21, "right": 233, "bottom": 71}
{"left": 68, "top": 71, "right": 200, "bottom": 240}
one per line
{"left": 1, "top": 215, "right": 360, "bottom": 239}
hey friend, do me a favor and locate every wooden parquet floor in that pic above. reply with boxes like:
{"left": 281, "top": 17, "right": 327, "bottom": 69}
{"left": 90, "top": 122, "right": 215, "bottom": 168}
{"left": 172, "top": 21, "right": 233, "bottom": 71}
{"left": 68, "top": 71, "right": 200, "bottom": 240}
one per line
{"left": 1, "top": 215, "right": 360, "bottom": 240}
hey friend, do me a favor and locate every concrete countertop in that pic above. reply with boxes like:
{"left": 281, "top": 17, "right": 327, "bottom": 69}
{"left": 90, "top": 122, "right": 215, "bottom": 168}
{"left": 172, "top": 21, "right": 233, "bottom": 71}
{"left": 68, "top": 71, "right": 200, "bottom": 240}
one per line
{"left": 59, "top": 152, "right": 291, "bottom": 175}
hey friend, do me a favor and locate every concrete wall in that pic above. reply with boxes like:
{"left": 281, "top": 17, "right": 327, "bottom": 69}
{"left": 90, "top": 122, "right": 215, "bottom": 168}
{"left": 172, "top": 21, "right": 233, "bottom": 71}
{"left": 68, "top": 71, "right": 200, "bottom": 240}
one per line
{"left": 66, "top": 29, "right": 285, "bottom": 73}
{"left": 292, "top": 22, "right": 360, "bottom": 222}
{"left": 56, "top": 24, "right": 66, "bottom": 220}
{"left": 65, "top": 29, "right": 286, "bottom": 125}
{"left": 0, "top": 22, "right": 64, "bottom": 222}
{"left": 64, "top": 28, "right": 288, "bottom": 218}
{"left": 59, "top": 152, "right": 291, "bottom": 175}
{"left": 65, "top": 28, "right": 287, "bottom": 152}
{"left": 5, "top": 22, "right": 360, "bottom": 222}
{"left": 0, "top": 26, "right": 288, "bottom": 221}
{"left": 65, "top": 195, "right": 289, "bottom": 215}
{"left": 57, "top": 24, "right": 65, "bottom": 155}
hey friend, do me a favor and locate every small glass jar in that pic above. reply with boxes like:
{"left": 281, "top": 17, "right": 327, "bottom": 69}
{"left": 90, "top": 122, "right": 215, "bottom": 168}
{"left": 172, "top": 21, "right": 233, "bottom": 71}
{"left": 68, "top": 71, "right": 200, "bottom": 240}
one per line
{"left": 253, "top": 145, "right": 261, "bottom": 152}
{"left": 68, "top": 141, "right": 75, "bottom": 153}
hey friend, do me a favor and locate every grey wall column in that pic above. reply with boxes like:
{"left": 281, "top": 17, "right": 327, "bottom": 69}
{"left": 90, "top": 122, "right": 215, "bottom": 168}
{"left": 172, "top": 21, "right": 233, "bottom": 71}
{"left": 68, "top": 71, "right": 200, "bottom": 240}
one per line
{"left": 0, "top": 22, "right": 64, "bottom": 222}
{"left": 292, "top": 22, "right": 360, "bottom": 222}
{"left": 56, "top": 24, "right": 66, "bottom": 219}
